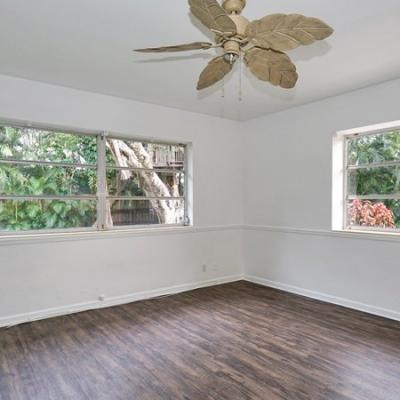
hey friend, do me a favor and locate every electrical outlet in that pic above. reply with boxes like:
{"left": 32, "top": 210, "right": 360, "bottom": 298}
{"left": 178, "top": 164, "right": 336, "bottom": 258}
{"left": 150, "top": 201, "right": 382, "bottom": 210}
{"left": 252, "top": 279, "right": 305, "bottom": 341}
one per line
{"left": 202, "top": 264, "right": 207, "bottom": 272}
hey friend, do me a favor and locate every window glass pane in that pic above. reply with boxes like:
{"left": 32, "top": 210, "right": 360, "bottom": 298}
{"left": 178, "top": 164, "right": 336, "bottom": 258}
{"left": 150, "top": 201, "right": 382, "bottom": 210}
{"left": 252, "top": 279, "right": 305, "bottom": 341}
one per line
{"left": 347, "top": 131, "right": 400, "bottom": 166}
{"left": 0, "top": 127, "right": 188, "bottom": 233}
{"left": 348, "top": 166, "right": 400, "bottom": 196}
{"left": 0, "top": 126, "right": 97, "bottom": 164}
{"left": 0, "top": 199, "right": 97, "bottom": 231}
{"left": 0, "top": 164, "right": 97, "bottom": 196}
{"left": 108, "top": 199, "right": 184, "bottom": 227}
{"left": 347, "top": 199, "right": 400, "bottom": 230}
{"left": 106, "top": 138, "right": 184, "bottom": 170}
{"left": 106, "top": 169, "right": 184, "bottom": 197}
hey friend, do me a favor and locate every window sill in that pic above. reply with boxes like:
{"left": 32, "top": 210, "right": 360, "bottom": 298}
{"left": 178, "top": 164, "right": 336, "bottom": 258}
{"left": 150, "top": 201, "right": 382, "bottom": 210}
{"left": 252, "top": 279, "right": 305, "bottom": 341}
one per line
{"left": 0, "top": 225, "right": 189, "bottom": 245}
{"left": 332, "top": 228, "right": 400, "bottom": 241}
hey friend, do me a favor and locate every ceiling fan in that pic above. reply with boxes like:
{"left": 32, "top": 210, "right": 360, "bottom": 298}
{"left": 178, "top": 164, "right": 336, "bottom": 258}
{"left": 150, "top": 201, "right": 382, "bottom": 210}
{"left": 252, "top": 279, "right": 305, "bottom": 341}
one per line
{"left": 135, "top": 0, "right": 334, "bottom": 90}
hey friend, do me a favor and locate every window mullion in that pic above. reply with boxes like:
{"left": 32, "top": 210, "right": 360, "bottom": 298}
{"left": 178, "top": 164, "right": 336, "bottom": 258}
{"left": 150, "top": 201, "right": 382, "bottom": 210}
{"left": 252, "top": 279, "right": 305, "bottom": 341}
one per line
{"left": 107, "top": 165, "right": 183, "bottom": 174}
{"left": 343, "top": 136, "right": 349, "bottom": 229}
{"left": 347, "top": 160, "right": 400, "bottom": 170}
{"left": 183, "top": 144, "right": 190, "bottom": 225}
{"left": 347, "top": 194, "right": 400, "bottom": 201}
{"left": 96, "top": 133, "right": 107, "bottom": 231}
{"left": 0, "top": 195, "right": 96, "bottom": 201}
{"left": 106, "top": 196, "right": 184, "bottom": 201}
{"left": 0, "top": 158, "right": 97, "bottom": 169}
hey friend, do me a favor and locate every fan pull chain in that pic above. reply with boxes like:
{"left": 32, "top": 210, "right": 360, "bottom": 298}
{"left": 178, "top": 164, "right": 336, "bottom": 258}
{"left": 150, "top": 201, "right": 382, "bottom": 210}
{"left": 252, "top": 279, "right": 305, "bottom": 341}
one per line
{"left": 239, "top": 53, "right": 243, "bottom": 102}
{"left": 221, "top": 75, "right": 225, "bottom": 98}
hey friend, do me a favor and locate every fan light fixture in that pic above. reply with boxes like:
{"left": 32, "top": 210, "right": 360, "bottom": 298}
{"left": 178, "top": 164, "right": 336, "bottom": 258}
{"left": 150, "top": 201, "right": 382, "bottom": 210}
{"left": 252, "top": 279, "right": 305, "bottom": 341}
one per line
{"left": 135, "top": 0, "right": 334, "bottom": 91}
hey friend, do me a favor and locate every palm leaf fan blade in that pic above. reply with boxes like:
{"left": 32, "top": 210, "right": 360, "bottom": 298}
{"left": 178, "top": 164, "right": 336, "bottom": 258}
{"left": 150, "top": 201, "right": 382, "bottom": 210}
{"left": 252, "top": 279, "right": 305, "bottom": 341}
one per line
{"left": 197, "top": 56, "right": 234, "bottom": 90}
{"left": 244, "top": 48, "right": 298, "bottom": 89}
{"left": 188, "top": 0, "right": 237, "bottom": 36}
{"left": 246, "top": 13, "right": 334, "bottom": 52}
{"left": 135, "top": 42, "right": 214, "bottom": 53}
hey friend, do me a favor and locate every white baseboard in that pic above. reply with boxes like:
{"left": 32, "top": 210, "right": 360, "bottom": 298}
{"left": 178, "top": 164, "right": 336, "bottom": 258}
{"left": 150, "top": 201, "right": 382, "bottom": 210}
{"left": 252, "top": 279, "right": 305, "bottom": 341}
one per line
{"left": 244, "top": 275, "right": 400, "bottom": 322}
{"left": 0, "top": 274, "right": 244, "bottom": 328}
{"left": 3, "top": 273, "right": 398, "bottom": 328}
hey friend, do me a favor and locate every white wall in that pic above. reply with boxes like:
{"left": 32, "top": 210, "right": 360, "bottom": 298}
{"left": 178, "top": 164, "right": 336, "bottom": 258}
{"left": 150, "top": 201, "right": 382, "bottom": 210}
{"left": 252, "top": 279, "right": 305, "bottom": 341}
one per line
{"left": 243, "top": 79, "right": 400, "bottom": 320}
{"left": 1, "top": 75, "right": 399, "bottom": 326}
{"left": 0, "top": 75, "right": 244, "bottom": 326}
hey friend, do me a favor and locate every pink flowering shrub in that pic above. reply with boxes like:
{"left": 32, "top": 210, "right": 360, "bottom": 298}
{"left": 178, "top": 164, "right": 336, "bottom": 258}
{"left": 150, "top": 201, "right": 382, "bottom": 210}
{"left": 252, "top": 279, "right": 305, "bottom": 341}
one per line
{"left": 349, "top": 199, "right": 395, "bottom": 228}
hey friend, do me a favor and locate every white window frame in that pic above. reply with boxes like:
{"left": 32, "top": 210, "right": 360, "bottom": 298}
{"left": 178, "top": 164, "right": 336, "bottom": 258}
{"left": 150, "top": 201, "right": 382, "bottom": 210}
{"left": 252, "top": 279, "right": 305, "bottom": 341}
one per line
{"left": 0, "top": 120, "right": 191, "bottom": 236}
{"left": 332, "top": 120, "right": 400, "bottom": 234}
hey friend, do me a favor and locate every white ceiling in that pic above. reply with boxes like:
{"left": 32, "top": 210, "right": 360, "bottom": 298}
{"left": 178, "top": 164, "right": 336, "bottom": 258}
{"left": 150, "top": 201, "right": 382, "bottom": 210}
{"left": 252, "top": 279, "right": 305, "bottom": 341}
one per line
{"left": 0, "top": 0, "right": 399, "bottom": 121}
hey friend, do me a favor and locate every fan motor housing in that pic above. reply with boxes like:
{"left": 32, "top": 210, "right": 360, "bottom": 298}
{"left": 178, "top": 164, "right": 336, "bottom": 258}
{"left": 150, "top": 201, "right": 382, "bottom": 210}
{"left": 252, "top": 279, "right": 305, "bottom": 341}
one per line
{"left": 223, "top": 40, "right": 240, "bottom": 57}
{"left": 222, "top": 0, "right": 246, "bottom": 14}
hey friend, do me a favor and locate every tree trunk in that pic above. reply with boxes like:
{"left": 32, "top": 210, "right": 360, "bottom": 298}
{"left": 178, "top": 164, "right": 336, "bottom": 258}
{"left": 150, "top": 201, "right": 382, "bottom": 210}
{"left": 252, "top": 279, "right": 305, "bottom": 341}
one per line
{"left": 106, "top": 140, "right": 181, "bottom": 225}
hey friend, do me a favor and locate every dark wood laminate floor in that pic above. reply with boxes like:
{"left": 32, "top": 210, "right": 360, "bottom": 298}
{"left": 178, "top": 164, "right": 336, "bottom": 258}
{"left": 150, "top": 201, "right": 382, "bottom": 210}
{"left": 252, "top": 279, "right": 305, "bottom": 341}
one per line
{"left": 0, "top": 281, "right": 399, "bottom": 400}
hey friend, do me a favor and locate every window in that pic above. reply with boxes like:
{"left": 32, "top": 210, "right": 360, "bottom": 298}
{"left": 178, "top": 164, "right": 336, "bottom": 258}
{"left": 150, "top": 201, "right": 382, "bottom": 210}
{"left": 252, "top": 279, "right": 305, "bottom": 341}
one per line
{"left": 0, "top": 124, "right": 188, "bottom": 233}
{"left": 333, "top": 121, "right": 400, "bottom": 234}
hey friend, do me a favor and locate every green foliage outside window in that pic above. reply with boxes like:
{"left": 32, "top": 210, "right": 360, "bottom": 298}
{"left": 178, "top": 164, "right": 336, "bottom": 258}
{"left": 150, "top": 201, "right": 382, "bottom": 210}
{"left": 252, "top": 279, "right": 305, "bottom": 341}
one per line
{"left": 1, "top": 125, "right": 399, "bottom": 233}
{"left": 347, "top": 131, "right": 400, "bottom": 229}
{"left": 0, "top": 126, "right": 97, "bottom": 231}
{"left": 0, "top": 126, "right": 185, "bottom": 232}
